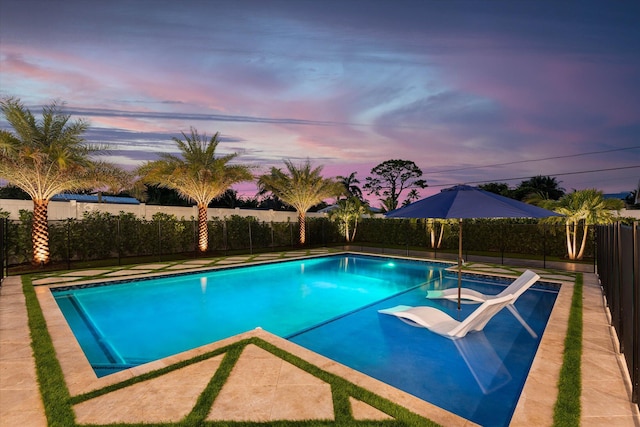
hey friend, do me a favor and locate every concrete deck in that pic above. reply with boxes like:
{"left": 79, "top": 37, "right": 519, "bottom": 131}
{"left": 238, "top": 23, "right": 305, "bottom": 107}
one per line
{"left": 1, "top": 251, "right": 639, "bottom": 426}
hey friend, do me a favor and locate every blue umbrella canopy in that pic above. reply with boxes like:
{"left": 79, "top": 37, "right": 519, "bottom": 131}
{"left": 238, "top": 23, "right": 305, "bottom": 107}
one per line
{"left": 386, "top": 185, "right": 560, "bottom": 310}
{"left": 386, "top": 184, "right": 561, "bottom": 219}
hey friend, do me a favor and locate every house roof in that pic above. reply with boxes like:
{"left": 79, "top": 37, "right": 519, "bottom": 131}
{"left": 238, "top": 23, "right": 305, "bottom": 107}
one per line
{"left": 51, "top": 194, "right": 140, "bottom": 205}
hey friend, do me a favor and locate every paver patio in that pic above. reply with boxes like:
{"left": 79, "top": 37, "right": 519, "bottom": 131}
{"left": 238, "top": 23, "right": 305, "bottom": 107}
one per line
{"left": 1, "top": 250, "right": 638, "bottom": 426}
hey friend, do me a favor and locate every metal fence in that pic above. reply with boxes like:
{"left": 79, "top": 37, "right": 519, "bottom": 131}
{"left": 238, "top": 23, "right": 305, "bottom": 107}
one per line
{"left": 0, "top": 218, "right": 7, "bottom": 283}
{"left": 2, "top": 216, "right": 599, "bottom": 275}
{"left": 597, "top": 222, "right": 640, "bottom": 403}
{"left": 1, "top": 216, "right": 341, "bottom": 274}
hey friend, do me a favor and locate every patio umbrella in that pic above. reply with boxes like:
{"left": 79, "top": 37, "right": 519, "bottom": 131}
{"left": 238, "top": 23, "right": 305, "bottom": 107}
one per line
{"left": 385, "top": 184, "right": 561, "bottom": 309}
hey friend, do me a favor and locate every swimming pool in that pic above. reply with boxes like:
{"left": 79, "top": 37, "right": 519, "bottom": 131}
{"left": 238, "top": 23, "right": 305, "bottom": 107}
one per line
{"left": 51, "top": 253, "right": 558, "bottom": 427}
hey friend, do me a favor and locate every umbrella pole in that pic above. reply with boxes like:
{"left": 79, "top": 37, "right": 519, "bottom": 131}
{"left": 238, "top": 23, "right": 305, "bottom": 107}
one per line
{"left": 458, "top": 218, "right": 462, "bottom": 311}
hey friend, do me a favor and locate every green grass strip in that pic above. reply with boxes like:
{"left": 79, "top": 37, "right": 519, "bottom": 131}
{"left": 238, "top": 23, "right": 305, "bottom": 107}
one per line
{"left": 181, "top": 345, "right": 244, "bottom": 426}
{"left": 553, "top": 273, "right": 583, "bottom": 427}
{"left": 22, "top": 275, "right": 77, "bottom": 427}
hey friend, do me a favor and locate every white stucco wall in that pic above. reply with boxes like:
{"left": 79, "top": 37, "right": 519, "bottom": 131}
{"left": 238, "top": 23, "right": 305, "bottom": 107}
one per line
{"left": 0, "top": 199, "right": 326, "bottom": 222}
{"left": 1, "top": 198, "right": 637, "bottom": 221}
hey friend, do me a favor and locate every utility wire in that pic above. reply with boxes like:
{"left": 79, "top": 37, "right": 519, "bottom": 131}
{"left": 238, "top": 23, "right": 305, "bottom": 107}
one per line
{"left": 430, "top": 164, "right": 640, "bottom": 188}
{"left": 426, "top": 145, "right": 640, "bottom": 174}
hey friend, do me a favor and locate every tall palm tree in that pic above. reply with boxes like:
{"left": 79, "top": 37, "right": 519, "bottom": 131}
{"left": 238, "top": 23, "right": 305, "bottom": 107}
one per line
{"left": 137, "top": 128, "right": 253, "bottom": 252}
{"left": 258, "top": 160, "right": 343, "bottom": 245}
{"left": 0, "top": 97, "right": 127, "bottom": 264}
{"left": 540, "top": 189, "right": 622, "bottom": 260}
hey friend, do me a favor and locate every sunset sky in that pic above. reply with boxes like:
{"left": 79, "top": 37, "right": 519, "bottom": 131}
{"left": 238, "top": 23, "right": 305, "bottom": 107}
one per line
{"left": 1, "top": 0, "right": 639, "bottom": 205}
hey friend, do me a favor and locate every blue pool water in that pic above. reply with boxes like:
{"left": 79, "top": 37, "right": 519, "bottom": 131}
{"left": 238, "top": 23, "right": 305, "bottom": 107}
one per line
{"left": 51, "top": 254, "right": 558, "bottom": 427}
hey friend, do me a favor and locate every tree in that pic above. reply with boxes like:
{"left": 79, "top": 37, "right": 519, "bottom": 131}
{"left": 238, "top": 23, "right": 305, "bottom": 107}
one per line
{"left": 540, "top": 189, "right": 623, "bottom": 260}
{"left": 402, "top": 189, "right": 421, "bottom": 207}
{"left": 328, "top": 197, "right": 372, "bottom": 242}
{"left": 513, "top": 175, "right": 564, "bottom": 201}
{"left": 337, "top": 172, "right": 364, "bottom": 201}
{"left": 478, "top": 182, "right": 512, "bottom": 197}
{"left": 364, "top": 159, "right": 427, "bottom": 211}
{"left": 0, "top": 185, "right": 31, "bottom": 200}
{"left": 257, "top": 159, "right": 343, "bottom": 245}
{"left": 425, "top": 218, "right": 453, "bottom": 249}
{"left": 137, "top": 128, "right": 253, "bottom": 253}
{"left": 0, "top": 97, "right": 127, "bottom": 264}
{"left": 143, "top": 184, "right": 193, "bottom": 206}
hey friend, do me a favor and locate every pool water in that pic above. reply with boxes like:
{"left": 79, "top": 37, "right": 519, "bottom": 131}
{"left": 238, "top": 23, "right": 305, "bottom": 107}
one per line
{"left": 52, "top": 254, "right": 441, "bottom": 373}
{"left": 290, "top": 274, "right": 558, "bottom": 427}
{"left": 51, "top": 254, "right": 558, "bottom": 427}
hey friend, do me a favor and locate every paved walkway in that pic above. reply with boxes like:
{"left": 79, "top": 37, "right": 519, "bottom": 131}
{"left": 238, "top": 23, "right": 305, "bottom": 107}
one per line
{"left": 1, "top": 250, "right": 639, "bottom": 426}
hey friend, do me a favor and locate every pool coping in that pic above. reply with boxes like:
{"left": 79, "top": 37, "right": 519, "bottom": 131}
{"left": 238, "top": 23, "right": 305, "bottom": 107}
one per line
{"left": 33, "top": 252, "right": 573, "bottom": 425}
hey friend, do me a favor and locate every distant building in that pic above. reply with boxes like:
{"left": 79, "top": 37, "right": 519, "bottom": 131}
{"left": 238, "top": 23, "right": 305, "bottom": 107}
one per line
{"left": 51, "top": 194, "right": 140, "bottom": 205}
{"left": 603, "top": 192, "right": 632, "bottom": 202}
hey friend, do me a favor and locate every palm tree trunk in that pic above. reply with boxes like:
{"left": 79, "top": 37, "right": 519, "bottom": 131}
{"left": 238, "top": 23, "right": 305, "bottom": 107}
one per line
{"left": 197, "top": 203, "right": 208, "bottom": 252}
{"left": 577, "top": 222, "right": 589, "bottom": 260}
{"left": 350, "top": 218, "right": 358, "bottom": 242}
{"left": 437, "top": 223, "right": 445, "bottom": 249}
{"left": 344, "top": 220, "right": 350, "bottom": 242}
{"left": 565, "top": 222, "right": 575, "bottom": 260}
{"left": 32, "top": 199, "right": 50, "bottom": 265}
{"left": 298, "top": 211, "right": 306, "bottom": 245}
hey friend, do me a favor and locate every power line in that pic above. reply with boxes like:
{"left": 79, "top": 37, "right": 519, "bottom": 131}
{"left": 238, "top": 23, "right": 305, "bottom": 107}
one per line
{"left": 426, "top": 145, "right": 640, "bottom": 174}
{"left": 430, "top": 164, "right": 640, "bottom": 188}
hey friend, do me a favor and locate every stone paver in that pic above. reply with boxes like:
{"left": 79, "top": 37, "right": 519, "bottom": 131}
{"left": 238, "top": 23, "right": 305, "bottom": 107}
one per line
{"left": 105, "top": 269, "right": 152, "bottom": 276}
{"left": 349, "top": 397, "right": 394, "bottom": 420}
{"left": 60, "top": 269, "right": 112, "bottom": 277}
{"left": 0, "top": 276, "right": 47, "bottom": 427}
{"left": 581, "top": 274, "right": 640, "bottom": 426}
{"left": 74, "top": 355, "right": 224, "bottom": 424}
{"left": 208, "top": 344, "right": 334, "bottom": 422}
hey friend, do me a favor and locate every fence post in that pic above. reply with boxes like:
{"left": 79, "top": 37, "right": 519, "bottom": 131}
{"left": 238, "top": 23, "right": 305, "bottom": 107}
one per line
{"left": 543, "top": 224, "right": 547, "bottom": 269}
{"left": 290, "top": 222, "right": 293, "bottom": 248}
{"left": 66, "top": 219, "right": 71, "bottom": 270}
{"left": 0, "top": 218, "right": 6, "bottom": 281}
{"left": 223, "top": 220, "right": 228, "bottom": 255}
{"left": 633, "top": 222, "right": 639, "bottom": 403}
{"left": 616, "top": 222, "right": 623, "bottom": 351}
{"left": 157, "top": 219, "right": 162, "bottom": 262}
{"left": 116, "top": 218, "right": 121, "bottom": 266}
{"left": 500, "top": 224, "right": 504, "bottom": 265}
{"left": 193, "top": 220, "right": 198, "bottom": 258}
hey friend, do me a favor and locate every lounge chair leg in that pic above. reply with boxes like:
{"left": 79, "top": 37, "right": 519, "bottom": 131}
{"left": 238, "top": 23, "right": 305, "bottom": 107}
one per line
{"left": 506, "top": 304, "right": 537, "bottom": 338}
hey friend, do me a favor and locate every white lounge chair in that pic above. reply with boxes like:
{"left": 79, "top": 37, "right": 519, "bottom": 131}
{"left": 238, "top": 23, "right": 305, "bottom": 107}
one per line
{"left": 426, "top": 269, "right": 540, "bottom": 338}
{"left": 426, "top": 269, "right": 540, "bottom": 303}
{"left": 378, "top": 294, "right": 515, "bottom": 339}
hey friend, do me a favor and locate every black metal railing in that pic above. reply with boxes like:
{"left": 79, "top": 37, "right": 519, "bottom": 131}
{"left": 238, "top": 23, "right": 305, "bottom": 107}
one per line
{"left": 597, "top": 222, "right": 640, "bottom": 404}
{"left": 0, "top": 218, "right": 7, "bottom": 283}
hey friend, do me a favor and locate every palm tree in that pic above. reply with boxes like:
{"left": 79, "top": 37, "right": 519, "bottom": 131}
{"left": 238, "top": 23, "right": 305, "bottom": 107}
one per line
{"left": 0, "top": 97, "right": 127, "bottom": 264}
{"left": 540, "top": 189, "right": 623, "bottom": 260}
{"left": 258, "top": 160, "right": 343, "bottom": 245}
{"left": 328, "top": 197, "right": 372, "bottom": 242}
{"left": 513, "top": 175, "right": 565, "bottom": 201}
{"left": 425, "top": 218, "right": 453, "bottom": 249}
{"left": 336, "top": 172, "right": 363, "bottom": 201}
{"left": 137, "top": 128, "right": 253, "bottom": 253}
